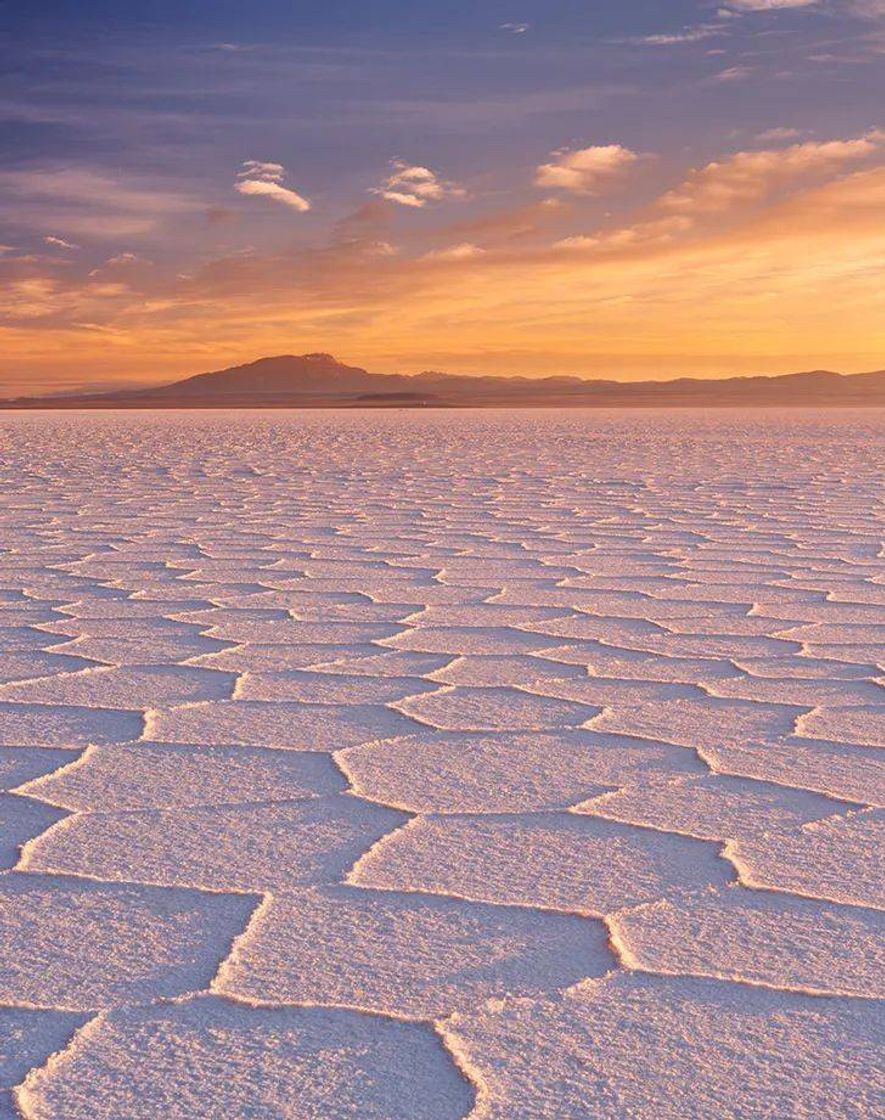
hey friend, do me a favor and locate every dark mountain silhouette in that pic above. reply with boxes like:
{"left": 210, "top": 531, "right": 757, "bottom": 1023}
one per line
{"left": 3, "top": 353, "right": 884, "bottom": 408}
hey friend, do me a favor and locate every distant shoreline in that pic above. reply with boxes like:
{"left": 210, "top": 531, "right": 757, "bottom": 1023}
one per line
{"left": 2, "top": 399, "right": 884, "bottom": 411}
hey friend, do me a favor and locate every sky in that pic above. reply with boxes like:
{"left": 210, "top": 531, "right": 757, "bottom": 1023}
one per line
{"left": 1, "top": 0, "right": 884, "bottom": 393}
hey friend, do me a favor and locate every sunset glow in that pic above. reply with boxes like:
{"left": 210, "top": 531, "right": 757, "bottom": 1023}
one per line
{"left": 2, "top": 1, "right": 884, "bottom": 392}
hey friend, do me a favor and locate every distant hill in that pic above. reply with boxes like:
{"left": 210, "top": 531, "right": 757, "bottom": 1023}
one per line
{"left": 3, "top": 353, "right": 885, "bottom": 408}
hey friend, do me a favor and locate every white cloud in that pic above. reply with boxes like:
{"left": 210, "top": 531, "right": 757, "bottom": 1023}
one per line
{"left": 239, "top": 160, "right": 285, "bottom": 181}
{"left": 424, "top": 243, "right": 486, "bottom": 261}
{"left": 535, "top": 145, "right": 640, "bottom": 194}
{"left": 660, "top": 136, "right": 880, "bottom": 214}
{"left": 44, "top": 235, "right": 80, "bottom": 250}
{"left": 374, "top": 161, "right": 467, "bottom": 208}
{"left": 235, "top": 161, "right": 311, "bottom": 212}
{"left": 500, "top": 22, "right": 531, "bottom": 34}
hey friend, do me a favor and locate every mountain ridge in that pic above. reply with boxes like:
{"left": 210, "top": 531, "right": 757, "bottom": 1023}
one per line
{"left": 3, "top": 353, "right": 884, "bottom": 408}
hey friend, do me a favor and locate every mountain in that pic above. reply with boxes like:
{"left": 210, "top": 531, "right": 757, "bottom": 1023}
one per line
{"left": 3, "top": 354, "right": 885, "bottom": 408}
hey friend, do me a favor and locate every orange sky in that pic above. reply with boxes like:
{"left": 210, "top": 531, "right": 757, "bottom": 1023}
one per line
{"left": 2, "top": 3, "right": 884, "bottom": 394}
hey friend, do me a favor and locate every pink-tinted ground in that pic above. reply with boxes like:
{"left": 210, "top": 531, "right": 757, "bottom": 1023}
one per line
{"left": 0, "top": 409, "right": 882, "bottom": 1119}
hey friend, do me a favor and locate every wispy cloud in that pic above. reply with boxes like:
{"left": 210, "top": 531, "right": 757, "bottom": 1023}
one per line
{"left": 659, "top": 135, "right": 881, "bottom": 214}
{"left": 756, "top": 126, "right": 807, "bottom": 140}
{"left": 423, "top": 242, "right": 486, "bottom": 261}
{"left": 373, "top": 161, "right": 467, "bottom": 208}
{"left": 708, "top": 64, "right": 756, "bottom": 82}
{"left": 723, "top": 0, "right": 817, "bottom": 9}
{"left": 636, "top": 23, "right": 724, "bottom": 46}
{"left": 499, "top": 23, "right": 531, "bottom": 34}
{"left": 0, "top": 168, "right": 199, "bottom": 238}
{"left": 234, "top": 160, "right": 311, "bottom": 212}
{"left": 535, "top": 145, "right": 640, "bottom": 194}
{"left": 44, "top": 235, "right": 79, "bottom": 250}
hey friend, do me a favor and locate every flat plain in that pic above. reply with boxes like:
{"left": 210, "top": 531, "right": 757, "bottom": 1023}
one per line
{"left": 0, "top": 408, "right": 882, "bottom": 1119}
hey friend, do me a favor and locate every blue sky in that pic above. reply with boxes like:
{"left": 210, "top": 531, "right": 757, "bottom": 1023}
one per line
{"left": 1, "top": 0, "right": 883, "bottom": 389}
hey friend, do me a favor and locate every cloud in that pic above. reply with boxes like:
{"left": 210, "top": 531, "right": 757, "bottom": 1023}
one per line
{"left": 723, "top": 0, "right": 817, "bottom": 9}
{"left": 234, "top": 160, "right": 311, "bottom": 212}
{"left": 554, "top": 216, "right": 693, "bottom": 252}
{"left": 756, "top": 126, "right": 806, "bottom": 140}
{"left": 500, "top": 23, "right": 531, "bottom": 34}
{"left": 535, "top": 145, "right": 640, "bottom": 194}
{"left": 373, "top": 161, "right": 467, "bottom": 208}
{"left": 0, "top": 168, "right": 199, "bottom": 239}
{"left": 235, "top": 179, "right": 312, "bottom": 211}
{"left": 423, "top": 243, "right": 486, "bottom": 261}
{"left": 659, "top": 136, "right": 881, "bottom": 214}
{"left": 637, "top": 23, "right": 724, "bottom": 45}
{"left": 44, "top": 236, "right": 79, "bottom": 250}
{"left": 709, "top": 65, "right": 755, "bottom": 81}
{"left": 239, "top": 160, "right": 285, "bottom": 181}
{"left": 848, "top": 0, "right": 885, "bottom": 16}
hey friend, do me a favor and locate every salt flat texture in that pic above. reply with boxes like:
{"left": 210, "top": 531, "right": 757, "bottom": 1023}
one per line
{"left": 0, "top": 408, "right": 883, "bottom": 1119}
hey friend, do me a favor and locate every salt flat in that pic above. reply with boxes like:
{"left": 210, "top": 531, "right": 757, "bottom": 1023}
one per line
{"left": 0, "top": 407, "right": 882, "bottom": 1119}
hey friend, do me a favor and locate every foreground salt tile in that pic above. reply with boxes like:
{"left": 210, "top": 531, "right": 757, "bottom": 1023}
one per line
{"left": 589, "top": 696, "right": 802, "bottom": 751}
{"left": 729, "top": 810, "right": 884, "bottom": 908}
{"left": 797, "top": 704, "right": 885, "bottom": 748}
{"left": 0, "top": 748, "right": 75, "bottom": 791}
{"left": 576, "top": 772, "right": 852, "bottom": 840}
{"left": 528, "top": 676, "right": 703, "bottom": 707}
{"left": 382, "top": 626, "right": 557, "bottom": 656}
{"left": 218, "top": 885, "right": 614, "bottom": 1017}
{"left": 48, "top": 634, "right": 231, "bottom": 665}
{"left": 24, "top": 796, "right": 408, "bottom": 891}
{"left": 613, "top": 886, "right": 884, "bottom": 996}
{"left": 0, "top": 703, "right": 142, "bottom": 748}
{"left": 17, "top": 742, "right": 344, "bottom": 811}
{"left": 403, "top": 604, "right": 573, "bottom": 628}
{"left": 443, "top": 973, "right": 884, "bottom": 1119}
{"left": 38, "top": 617, "right": 208, "bottom": 640}
{"left": 312, "top": 649, "right": 454, "bottom": 677}
{"left": 536, "top": 642, "right": 744, "bottom": 682}
{"left": 733, "top": 653, "right": 879, "bottom": 679}
{"left": 350, "top": 813, "right": 731, "bottom": 913}
{"left": 428, "top": 654, "right": 586, "bottom": 688}
{"left": 705, "top": 674, "right": 884, "bottom": 707}
{"left": 0, "top": 665, "right": 237, "bottom": 708}
{"left": 0, "top": 1007, "right": 88, "bottom": 1118}
{"left": 340, "top": 730, "right": 704, "bottom": 814}
{"left": 701, "top": 734, "right": 885, "bottom": 805}
{"left": 18, "top": 995, "right": 473, "bottom": 1120}
{"left": 200, "top": 618, "right": 403, "bottom": 644}
{"left": 803, "top": 641, "right": 885, "bottom": 667}
{"left": 393, "top": 686, "right": 595, "bottom": 732}
{"left": 0, "top": 626, "right": 69, "bottom": 653}
{"left": 191, "top": 641, "right": 383, "bottom": 671}
{"left": 0, "top": 651, "right": 95, "bottom": 685}
{"left": 0, "top": 873, "right": 255, "bottom": 1009}
{"left": 146, "top": 699, "right": 418, "bottom": 751}
{"left": 234, "top": 669, "right": 436, "bottom": 704}
{"left": 0, "top": 794, "right": 67, "bottom": 868}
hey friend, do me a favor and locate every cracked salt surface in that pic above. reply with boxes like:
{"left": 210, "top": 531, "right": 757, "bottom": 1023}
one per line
{"left": 0, "top": 407, "right": 882, "bottom": 1118}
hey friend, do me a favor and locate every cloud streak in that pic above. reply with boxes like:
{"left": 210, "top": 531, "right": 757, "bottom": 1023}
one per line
{"left": 373, "top": 161, "right": 467, "bottom": 208}
{"left": 535, "top": 145, "right": 640, "bottom": 193}
{"left": 234, "top": 161, "right": 311, "bottom": 212}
